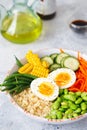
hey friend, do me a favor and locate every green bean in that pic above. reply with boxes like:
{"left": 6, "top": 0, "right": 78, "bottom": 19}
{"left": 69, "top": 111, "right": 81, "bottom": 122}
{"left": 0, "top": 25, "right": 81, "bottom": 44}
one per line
{"left": 0, "top": 72, "right": 37, "bottom": 94}
{"left": 5, "top": 73, "right": 37, "bottom": 81}
{"left": 75, "top": 97, "right": 83, "bottom": 104}
{"left": 1, "top": 81, "right": 31, "bottom": 86}
{"left": 15, "top": 55, "right": 23, "bottom": 67}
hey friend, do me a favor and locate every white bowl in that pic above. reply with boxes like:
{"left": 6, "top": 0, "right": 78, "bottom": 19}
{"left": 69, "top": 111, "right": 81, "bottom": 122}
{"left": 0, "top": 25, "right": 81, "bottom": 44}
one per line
{"left": 7, "top": 48, "right": 87, "bottom": 125}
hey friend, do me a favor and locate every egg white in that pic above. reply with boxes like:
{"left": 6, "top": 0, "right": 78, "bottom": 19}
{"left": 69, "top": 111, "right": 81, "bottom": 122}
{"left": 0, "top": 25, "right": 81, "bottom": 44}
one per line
{"left": 48, "top": 68, "right": 76, "bottom": 89}
{"left": 30, "top": 78, "right": 59, "bottom": 101}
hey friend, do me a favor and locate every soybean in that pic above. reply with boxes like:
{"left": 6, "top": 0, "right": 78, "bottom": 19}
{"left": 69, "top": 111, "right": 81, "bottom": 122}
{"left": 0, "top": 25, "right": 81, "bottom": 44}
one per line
{"left": 82, "top": 96, "right": 87, "bottom": 101}
{"left": 75, "top": 98, "right": 83, "bottom": 104}
{"left": 81, "top": 102, "right": 87, "bottom": 110}
{"left": 51, "top": 101, "right": 60, "bottom": 110}
{"left": 74, "top": 108, "right": 81, "bottom": 113}
{"left": 69, "top": 103, "right": 77, "bottom": 110}
{"left": 63, "top": 94, "right": 76, "bottom": 102}
{"left": 56, "top": 111, "right": 63, "bottom": 119}
{"left": 48, "top": 89, "right": 87, "bottom": 120}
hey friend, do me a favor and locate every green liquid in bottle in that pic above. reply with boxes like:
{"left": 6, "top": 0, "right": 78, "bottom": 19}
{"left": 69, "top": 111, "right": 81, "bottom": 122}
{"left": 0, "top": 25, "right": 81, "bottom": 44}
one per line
{"left": 1, "top": 12, "right": 42, "bottom": 44}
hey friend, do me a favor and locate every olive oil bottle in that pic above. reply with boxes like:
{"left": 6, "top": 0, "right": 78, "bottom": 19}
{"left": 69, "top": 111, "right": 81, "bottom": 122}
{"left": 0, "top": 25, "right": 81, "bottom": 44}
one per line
{"left": 0, "top": 0, "right": 42, "bottom": 44}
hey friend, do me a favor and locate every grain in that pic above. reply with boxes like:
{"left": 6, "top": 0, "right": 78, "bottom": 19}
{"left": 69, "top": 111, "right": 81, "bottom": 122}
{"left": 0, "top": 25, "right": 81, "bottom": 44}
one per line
{"left": 13, "top": 88, "right": 52, "bottom": 117}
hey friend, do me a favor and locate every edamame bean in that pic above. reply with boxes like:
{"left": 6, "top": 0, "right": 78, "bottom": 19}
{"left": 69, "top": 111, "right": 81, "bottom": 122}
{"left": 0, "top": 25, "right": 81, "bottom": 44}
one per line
{"left": 63, "top": 114, "right": 68, "bottom": 119}
{"left": 69, "top": 92, "right": 75, "bottom": 95}
{"left": 56, "top": 111, "right": 63, "bottom": 119}
{"left": 56, "top": 97, "right": 62, "bottom": 103}
{"left": 82, "top": 96, "right": 87, "bottom": 101}
{"left": 64, "top": 94, "right": 76, "bottom": 102}
{"left": 74, "top": 108, "right": 81, "bottom": 113}
{"left": 65, "top": 109, "right": 73, "bottom": 115}
{"left": 81, "top": 102, "right": 87, "bottom": 110}
{"left": 75, "top": 97, "right": 83, "bottom": 104}
{"left": 59, "top": 89, "right": 64, "bottom": 95}
{"left": 69, "top": 103, "right": 77, "bottom": 110}
{"left": 51, "top": 101, "right": 60, "bottom": 110}
{"left": 61, "top": 101, "right": 69, "bottom": 109}
{"left": 73, "top": 113, "right": 79, "bottom": 118}
{"left": 64, "top": 89, "right": 68, "bottom": 95}
{"left": 81, "top": 110, "right": 87, "bottom": 115}
{"left": 59, "top": 107, "right": 65, "bottom": 112}
{"left": 75, "top": 91, "right": 81, "bottom": 97}
{"left": 50, "top": 110, "right": 57, "bottom": 119}
{"left": 68, "top": 114, "right": 73, "bottom": 119}
{"left": 81, "top": 92, "right": 87, "bottom": 97}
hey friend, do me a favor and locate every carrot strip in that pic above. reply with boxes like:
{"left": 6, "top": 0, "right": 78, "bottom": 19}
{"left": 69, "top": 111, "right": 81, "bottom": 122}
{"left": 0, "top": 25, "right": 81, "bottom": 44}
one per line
{"left": 68, "top": 55, "right": 87, "bottom": 92}
{"left": 60, "top": 48, "right": 64, "bottom": 53}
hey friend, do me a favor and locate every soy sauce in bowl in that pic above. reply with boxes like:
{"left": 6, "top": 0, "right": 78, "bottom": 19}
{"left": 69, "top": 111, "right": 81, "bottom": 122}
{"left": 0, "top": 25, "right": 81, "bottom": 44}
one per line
{"left": 70, "top": 20, "right": 87, "bottom": 34}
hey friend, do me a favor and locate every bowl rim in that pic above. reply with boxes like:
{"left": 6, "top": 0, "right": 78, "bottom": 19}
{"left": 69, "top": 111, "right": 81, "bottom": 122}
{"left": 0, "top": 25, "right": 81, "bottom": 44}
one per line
{"left": 6, "top": 48, "right": 87, "bottom": 125}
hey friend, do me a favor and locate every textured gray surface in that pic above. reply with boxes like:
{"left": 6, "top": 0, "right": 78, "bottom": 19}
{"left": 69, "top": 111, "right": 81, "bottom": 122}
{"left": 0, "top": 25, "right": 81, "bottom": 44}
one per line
{"left": 0, "top": 0, "right": 87, "bottom": 129}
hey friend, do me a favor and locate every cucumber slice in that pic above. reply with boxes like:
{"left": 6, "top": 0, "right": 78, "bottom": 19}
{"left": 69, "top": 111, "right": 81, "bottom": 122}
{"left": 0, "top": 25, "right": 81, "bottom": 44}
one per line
{"left": 41, "top": 56, "right": 53, "bottom": 66}
{"left": 49, "top": 63, "right": 61, "bottom": 72}
{"left": 63, "top": 56, "right": 80, "bottom": 71}
{"left": 60, "top": 56, "right": 69, "bottom": 67}
{"left": 50, "top": 53, "right": 58, "bottom": 60}
{"left": 55, "top": 53, "right": 69, "bottom": 64}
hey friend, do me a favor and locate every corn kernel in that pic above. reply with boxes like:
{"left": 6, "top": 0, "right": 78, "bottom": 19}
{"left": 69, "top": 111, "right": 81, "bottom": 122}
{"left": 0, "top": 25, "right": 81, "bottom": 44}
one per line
{"left": 18, "top": 63, "right": 33, "bottom": 74}
{"left": 30, "top": 66, "right": 49, "bottom": 77}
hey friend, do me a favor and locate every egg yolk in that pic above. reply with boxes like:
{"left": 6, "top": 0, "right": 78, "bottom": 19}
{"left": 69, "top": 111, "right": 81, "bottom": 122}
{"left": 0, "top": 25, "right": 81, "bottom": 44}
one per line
{"left": 39, "top": 82, "right": 54, "bottom": 96}
{"left": 54, "top": 72, "right": 71, "bottom": 87}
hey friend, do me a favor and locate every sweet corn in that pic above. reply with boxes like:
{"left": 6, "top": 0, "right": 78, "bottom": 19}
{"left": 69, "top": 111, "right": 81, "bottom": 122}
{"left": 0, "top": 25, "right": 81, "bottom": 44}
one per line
{"left": 18, "top": 63, "right": 33, "bottom": 74}
{"left": 41, "top": 60, "right": 49, "bottom": 68}
{"left": 30, "top": 66, "right": 49, "bottom": 77}
{"left": 26, "top": 51, "right": 41, "bottom": 66}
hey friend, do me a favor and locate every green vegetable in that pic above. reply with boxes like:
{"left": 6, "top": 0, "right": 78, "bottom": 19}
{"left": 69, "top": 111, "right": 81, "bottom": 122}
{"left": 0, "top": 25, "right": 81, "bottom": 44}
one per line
{"left": 47, "top": 89, "right": 87, "bottom": 120}
{"left": 75, "top": 98, "right": 82, "bottom": 104}
{"left": 15, "top": 55, "right": 23, "bottom": 67}
{"left": 56, "top": 111, "right": 63, "bottom": 119}
{"left": 74, "top": 108, "right": 81, "bottom": 113}
{"left": 63, "top": 94, "right": 76, "bottom": 102}
{"left": 81, "top": 102, "right": 87, "bottom": 110}
{"left": 0, "top": 73, "right": 37, "bottom": 94}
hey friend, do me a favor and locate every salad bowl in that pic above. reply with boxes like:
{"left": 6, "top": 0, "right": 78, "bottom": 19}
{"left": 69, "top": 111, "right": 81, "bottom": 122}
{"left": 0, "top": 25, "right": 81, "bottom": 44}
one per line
{"left": 1, "top": 48, "right": 87, "bottom": 125}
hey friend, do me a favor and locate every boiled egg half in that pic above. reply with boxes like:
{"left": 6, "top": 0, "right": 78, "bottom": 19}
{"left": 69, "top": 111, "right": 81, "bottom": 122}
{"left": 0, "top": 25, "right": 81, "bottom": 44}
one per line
{"left": 48, "top": 68, "right": 76, "bottom": 89}
{"left": 30, "top": 78, "right": 59, "bottom": 101}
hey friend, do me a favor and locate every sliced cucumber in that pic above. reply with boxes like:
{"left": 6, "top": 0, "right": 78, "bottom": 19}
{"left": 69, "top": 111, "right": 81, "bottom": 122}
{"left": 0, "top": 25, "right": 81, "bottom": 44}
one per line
{"left": 41, "top": 56, "right": 53, "bottom": 66}
{"left": 55, "top": 53, "right": 69, "bottom": 64}
{"left": 63, "top": 56, "right": 80, "bottom": 71}
{"left": 49, "top": 63, "right": 61, "bottom": 72}
{"left": 60, "top": 56, "right": 69, "bottom": 67}
{"left": 50, "top": 53, "right": 58, "bottom": 60}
